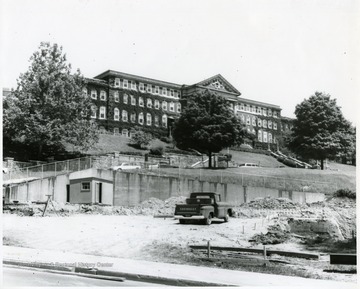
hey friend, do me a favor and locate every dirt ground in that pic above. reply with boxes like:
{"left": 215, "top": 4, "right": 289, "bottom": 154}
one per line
{"left": 2, "top": 196, "right": 356, "bottom": 283}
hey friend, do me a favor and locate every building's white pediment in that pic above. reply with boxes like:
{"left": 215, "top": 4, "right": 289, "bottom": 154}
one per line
{"left": 195, "top": 74, "right": 240, "bottom": 95}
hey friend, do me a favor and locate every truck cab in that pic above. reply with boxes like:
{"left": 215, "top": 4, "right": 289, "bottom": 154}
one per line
{"left": 174, "top": 192, "right": 233, "bottom": 225}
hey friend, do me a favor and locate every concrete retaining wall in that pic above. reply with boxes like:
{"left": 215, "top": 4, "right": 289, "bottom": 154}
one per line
{"left": 113, "top": 171, "right": 325, "bottom": 206}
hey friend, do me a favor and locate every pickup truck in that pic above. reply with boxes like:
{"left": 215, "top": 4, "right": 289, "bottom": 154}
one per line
{"left": 174, "top": 192, "right": 234, "bottom": 225}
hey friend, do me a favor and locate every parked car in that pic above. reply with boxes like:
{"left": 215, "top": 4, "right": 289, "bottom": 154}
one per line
{"left": 174, "top": 192, "right": 234, "bottom": 225}
{"left": 112, "top": 163, "right": 141, "bottom": 171}
{"left": 238, "top": 163, "right": 259, "bottom": 168}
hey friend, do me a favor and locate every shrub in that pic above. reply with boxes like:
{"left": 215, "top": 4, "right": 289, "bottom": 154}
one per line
{"left": 334, "top": 189, "right": 356, "bottom": 199}
{"left": 149, "top": 144, "right": 164, "bottom": 156}
{"left": 129, "top": 128, "right": 153, "bottom": 149}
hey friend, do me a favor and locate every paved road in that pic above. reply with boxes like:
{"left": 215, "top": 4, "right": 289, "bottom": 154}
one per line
{"left": 3, "top": 266, "right": 164, "bottom": 287}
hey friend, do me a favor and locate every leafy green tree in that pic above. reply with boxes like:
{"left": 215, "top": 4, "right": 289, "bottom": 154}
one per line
{"left": 173, "top": 89, "right": 245, "bottom": 167}
{"left": 3, "top": 42, "right": 98, "bottom": 158}
{"left": 288, "top": 92, "right": 354, "bottom": 170}
{"left": 129, "top": 127, "right": 153, "bottom": 149}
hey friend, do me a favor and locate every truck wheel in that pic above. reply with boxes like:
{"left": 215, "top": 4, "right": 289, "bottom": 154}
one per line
{"left": 223, "top": 214, "right": 229, "bottom": 222}
{"left": 204, "top": 214, "right": 212, "bottom": 225}
{"left": 179, "top": 219, "right": 185, "bottom": 224}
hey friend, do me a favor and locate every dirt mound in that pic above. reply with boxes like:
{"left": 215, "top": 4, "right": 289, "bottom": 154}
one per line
{"left": 240, "top": 197, "right": 302, "bottom": 210}
{"left": 250, "top": 223, "right": 291, "bottom": 245}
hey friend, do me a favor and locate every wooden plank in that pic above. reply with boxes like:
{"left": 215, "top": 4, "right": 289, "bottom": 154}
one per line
{"left": 190, "top": 245, "right": 319, "bottom": 260}
{"left": 330, "top": 254, "right": 356, "bottom": 265}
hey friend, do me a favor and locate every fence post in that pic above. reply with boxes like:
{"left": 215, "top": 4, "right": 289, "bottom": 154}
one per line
{"left": 241, "top": 174, "right": 243, "bottom": 186}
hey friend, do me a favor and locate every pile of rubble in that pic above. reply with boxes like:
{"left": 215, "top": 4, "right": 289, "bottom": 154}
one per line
{"left": 250, "top": 223, "right": 291, "bottom": 245}
{"left": 240, "top": 197, "right": 302, "bottom": 210}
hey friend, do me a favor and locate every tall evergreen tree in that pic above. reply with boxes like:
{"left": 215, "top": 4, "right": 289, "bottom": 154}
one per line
{"left": 288, "top": 92, "right": 354, "bottom": 170}
{"left": 3, "top": 42, "right": 98, "bottom": 158}
{"left": 173, "top": 89, "right": 245, "bottom": 167}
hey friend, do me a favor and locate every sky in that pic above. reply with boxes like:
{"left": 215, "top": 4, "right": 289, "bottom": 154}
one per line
{"left": 1, "top": 0, "right": 359, "bottom": 124}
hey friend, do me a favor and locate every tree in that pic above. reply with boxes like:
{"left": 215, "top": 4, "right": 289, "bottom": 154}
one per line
{"left": 173, "top": 89, "right": 245, "bottom": 167}
{"left": 129, "top": 127, "right": 153, "bottom": 149}
{"left": 288, "top": 92, "right": 354, "bottom": 170}
{"left": 3, "top": 42, "right": 98, "bottom": 159}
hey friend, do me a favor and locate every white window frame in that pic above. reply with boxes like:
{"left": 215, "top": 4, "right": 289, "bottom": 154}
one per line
{"left": 91, "top": 106, "right": 97, "bottom": 119}
{"left": 162, "top": 101, "right": 167, "bottom": 111}
{"left": 113, "top": 127, "right": 119, "bottom": 135}
{"left": 114, "top": 108, "right": 120, "bottom": 121}
{"left": 155, "top": 86, "right": 160, "bottom": 94}
{"left": 138, "top": 112, "right": 144, "bottom": 125}
{"left": 246, "top": 116, "right": 251, "bottom": 125}
{"left": 177, "top": 103, "right": 181, "bottom": 113}
{"left": 147, "top": 98, "right": 152, "bottom": 108}
{"left": 131, "top": 81, "right": 136, "bottom": 91}
{"left": 263, "top": 119, "right": 267, "bottom": 128}
{"left": 274, "top": 122, "right": 278, "bottom": 130}
{"left": 100, "top": 90, "right": 107, "bottom": 101}
{"left": 169, "top": 102, "right": 175, "bottom": 112}
{"left": 123, "top": 94, "right": 128, "bottom": 104}
{"left": 162, "top": 114, "right": 167, "bottom": 128}
{"left": 91, "top": 90, "right": 97, "bottom": 99}
{"left": 114, "top": 91, "right": 119, "bottom": 102}
{"left": 147, "top": 84, "right": 152, "bottom": 93}
{"left": 114, "top": 78, "right": 120, "bottom": 88}
{"left": 99, "top": 106, "right": 106, "bottom": 119}
{"left": 258, "top": 118, "right": 262, "bottom": 126}
{"left": 130, "top": 112, "right": 136, "bottom": 123}
{"left": 82, "top": 88, "right": 88, "bottom": 97}
{"left": 146, "top": 113, "right": 152, "bottom": 126}
{"left": 139, "top": 97, "right": 144, "bottom": 107}
{"left": 131, "top": 95, "right": 136, "bottom": 106}
{"left": 122, "top": 129, "right": 129, "bottom": 137}
{"left": 155, "top": 100, "right": 160, "bottom": 109}
{"left": 263, "top": 131, "right": 268, "bottom": 143}
{"left": 139, "top": 82, "right": 145, "bottom": 92}
{"left": 122, "top": 110, "right": 128, "bottom": 122}
{"left": 154, "top": 115, "right": 159, "bottom": 127}
{"left": 162, "top": 87, "right": 167, "bottom": 96}
{"left": 123, "top": 79, "right": 128, "bottom": 89}
{"left": 170, "top": 89, "right": 174, "bottom": 97}
{"left": 258, "top": 130, "right": 262, "bottom": 142}
{"left": 268, "top": 121, "right": 272, "bottom": 129}
{"left": 252, "top": 117, "right": 256, "bottom": 126}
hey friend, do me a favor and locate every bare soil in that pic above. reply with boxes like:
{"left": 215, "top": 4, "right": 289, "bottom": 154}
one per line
{"left": 2, "top": 196, "right": 356, "bottom": 283}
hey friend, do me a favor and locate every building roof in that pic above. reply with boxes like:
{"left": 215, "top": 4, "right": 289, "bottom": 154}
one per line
{"left": 193, "top": 74, "right": 241, "bottom": 96}
{"left": 237, "top": 97, "right": 281, "bottom": 110}
{"left": 94, "top": 70, "right": 182, "bottom": 89}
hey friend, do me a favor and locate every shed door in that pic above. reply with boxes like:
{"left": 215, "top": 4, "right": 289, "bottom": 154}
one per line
{"left": 95, "top": 182, "right": 102, "bottom": 204}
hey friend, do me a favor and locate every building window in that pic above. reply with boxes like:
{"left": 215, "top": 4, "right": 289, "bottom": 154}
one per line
{"left": 262, "top": 119, "right": 267, "bottom": 128}
{"left": 147, "top": 84, "right": 152, "bottom": 93}
{"left": 274, "top": 122, "right": 278, "bottom": 130}
{"left": 91, "top": 106, "right": 97, "bottom": 119}
{"left": 263, "top": 131, "right": 268, "bottom": 143}
{"left": 268, "top": 121, "right": 272, "bottom": 129}
{"left": 273, "top": 111, "right": 277, "bottom": 118}
{"left": 258, "top": 118, "right": 262, "bottom": 126}
{"left": 123, "top": 79, "right": 128, "bottom": 89}
{"left": 268, "top": 133, "right": 272, "bottom": 143}
{"left": 162, "top": 114, "right": 167, "bottom": 127}
{"left": 139, "top": 83, "right": 145, "bottom": 92}
{"left": 131, "top": 95, "right": 136, "bottom": 106}
{"left": 252, "top": 117, "right": 256, "bottom": 126}
{"left": 229, "top": 103, "right": 234, "bottom": 111}
{"left": 251, "top": 106, "right": 256, "bottom": 113}
{"left": 154, "top": 115, "right": 159, "bottom": 126}
{"left": 138, "top": 112, "right": 144, "bottom": 125}
{"left": 155, "top": 86, "right": 160, "bottom": 94}
{"left": 99, "top": 126, "right": 106, "bottom": 133}
{"left": 91, "top": 90, "right": 97, "bottom": 99}
{"left": 268, "top": 109, "right": 272, "bottom": 117}
{"left": 169, "top": 102, "right": 175, "bottom": 112}
{"left": 240, "top": 103, "right": 244, "bottom": 111}
{"left": 177, "top": 103, "right": 181, "bottom": 113}
{"left": 99, "top": 106, "right": 106, "bottom": 119}
{"left": 131, "top": 81, "right": 136, "bottom": 90}
{"left": 162, "top": 87, "right": 167, "bottom": 96}
{"left": 114, "top": 128, "right": 119, "bottom": 134}
{"left": 241, "top": 114, "right": 245, "bottom": 123}
{"left": 155, "top": 100, "right": 160, "bottom": 109}
{"left": 170, "top": 89, "right": 174, "bottom": 97}
{"left": 122, "top": 110, "right": 128, "bottom": 122}
{"left": 100, "top": 90, "right": 106, "bottom": 101}
{"left": 139, "top": 97, "right": 144, "bottom": 107}
{"left": 147, "top": 98, "right": 152, "bottom": 108}
{"left": 130, "top": 112, "right": 136, "bottom": 123}
{"left": 246, "top": 116, "right": 251, "bottom": 125}
{"left": 174, "top": 91, "right": 179, "bottom": 98}
{"left": 114, "top": 78, "right": 120, "bottom": 88}
{"left": 245, "top": 105, "right": 250, "bottom": 112}
{"left": 114, "top": 91, "right": 119, "bottom": 102}
{"left": 122, "top": 129, "right": 129, "bottom": 137}
{"left": 258, "top": 130, "right": 262, "bottom": 142}
{"left": 162, "top": 101, "right": 167, "bottom": 111}
{"left": 146, "top": 113, "right": 152, "bottom": 126}
{"left": 114, "top": 108, "right": 120, "bottom": 121}
{"left": 263, "top": 109, "right": 267, "bottom": 116}
{"left": 257, "top": 107, "right": 261, "bottom": 114}
{"left": 123, "top": 94, "right": 128, "bottom": 104}
{"left": 81, "top": 182, "right": 90, "bottom": 191}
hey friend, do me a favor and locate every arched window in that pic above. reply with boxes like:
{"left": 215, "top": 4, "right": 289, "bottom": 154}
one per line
{"left": 162, "top": 114, "right": 167, "bottom": 128}
{"left": 99, "top": 106, "right": 106, "bottom": 119}
{"left": 246, "top": 116, "right": 251, "bottom": 125}
{"left": 146, "top": 113, "right": 152, "bottom": 126}
{"left": 123, "top": 94, "right": 128, "bottom": 104}
{"left": 169, "top": 102, "right": 175, "bottom": 112}
{"left": 262, "top": 119, "right": 267, "bottom": 128}
{"left": 147, "top": 98, "right": 152, "bottom": 108}
{"left": 122, "top": 110, "right": 128, "bottom": 122}
{"left": 258, "top": 118, "right": 262, "bottom": 127}
{"left": 162, "top": 101, "right": 167, "bottom": 111}
{"left": 138, "top": 112, "right": 144, "bottom": 125}
{"left": 114, "top": 108, "right": 120, "bottom": 121}
{"left": 139, "top": 97, "right": 144, "bottom": 107}
{"left": 155, "top": 100, "right": 160, "bottom": 109}
{"left": 114, "top": 91, "right": 119, "bottom": 102}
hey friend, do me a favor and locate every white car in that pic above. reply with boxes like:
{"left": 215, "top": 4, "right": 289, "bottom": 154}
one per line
{"left": 112, "top": 163, "right": 141, "bottom": 171}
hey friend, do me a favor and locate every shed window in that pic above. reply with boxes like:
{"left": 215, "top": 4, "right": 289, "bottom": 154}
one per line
{"left": 81, "top": 182, "right": 90, "bottom": 191}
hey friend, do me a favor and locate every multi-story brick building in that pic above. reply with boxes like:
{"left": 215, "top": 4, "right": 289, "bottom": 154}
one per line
{"left": 85, "top": 70, "right": 287, "bottom": 149}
